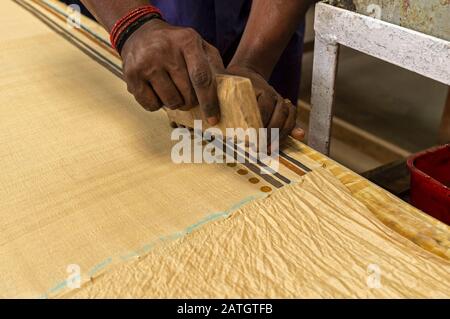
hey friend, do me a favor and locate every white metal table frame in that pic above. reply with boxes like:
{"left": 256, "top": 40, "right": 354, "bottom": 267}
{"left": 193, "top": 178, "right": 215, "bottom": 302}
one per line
{"left": 308, "top": 2, "right": 450, "bottom": 155}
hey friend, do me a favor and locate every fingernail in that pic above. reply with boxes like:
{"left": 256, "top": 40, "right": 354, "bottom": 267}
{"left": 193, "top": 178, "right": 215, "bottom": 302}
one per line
{"left": 207, "top": 117, "right": 219, "bottom": 125}
{"left": 292, "top": 128, "right": 305, "bottom": 140}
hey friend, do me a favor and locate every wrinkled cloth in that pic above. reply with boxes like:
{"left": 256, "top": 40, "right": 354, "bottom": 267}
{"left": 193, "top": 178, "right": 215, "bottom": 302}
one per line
{"left": 67, "top": 169, "right": 450, "bottom": 298}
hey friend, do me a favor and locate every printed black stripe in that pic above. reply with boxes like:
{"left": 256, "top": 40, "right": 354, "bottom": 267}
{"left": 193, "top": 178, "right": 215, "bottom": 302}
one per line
{"left": 14, "top": 0, "right": 123, "bottom": 79}
{"left": 209, "top": 137, "right": 284, "bottom": 189}
{"left": 232, "top": 142, "right": 292, "bottom": 184}
{"left": 39, "top": 0, "right": 112, "bottom": 48}
{"left": 279, "top": 151, "right": 312, "bottom": 172}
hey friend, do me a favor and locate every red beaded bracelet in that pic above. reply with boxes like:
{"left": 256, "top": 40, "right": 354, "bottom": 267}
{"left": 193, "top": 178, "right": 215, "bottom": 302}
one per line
{"left": 110, "top": 7, "right": 152, "bottom": 44}
{"left": 110, "top": 5, "right": 162, "bottom": 51}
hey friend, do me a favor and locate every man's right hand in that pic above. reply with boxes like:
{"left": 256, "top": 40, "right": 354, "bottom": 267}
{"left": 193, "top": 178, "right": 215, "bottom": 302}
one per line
{"left": 121, "top": 19, "right": 225, "bottom": 125}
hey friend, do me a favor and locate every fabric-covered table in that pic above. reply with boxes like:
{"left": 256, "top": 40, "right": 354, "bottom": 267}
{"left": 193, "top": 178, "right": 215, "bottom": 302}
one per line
{"left": 0, "top": 0, "right": 448, "bottom": 298}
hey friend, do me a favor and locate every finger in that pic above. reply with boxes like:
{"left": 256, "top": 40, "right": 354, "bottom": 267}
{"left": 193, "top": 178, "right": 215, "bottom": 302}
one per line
{"left": 271, "top": 102, "right": 296, "bottom": 153}
{"left": 133, "top": 81, "right": 162, "bottom": 112}
{"left": 203, "top": 42, "right": 225, "bottom": 73}
{"left": 285, "top": 100, "right": 305, "bottom": 141}
{"left": 291, "top": 125, "right": 305, "bottom": 141}
{"left": 280, "top": 103, "right": 297, "bottom": 142}
{"left": 168, "top": 53, "right": 198, "bottom": 110}
{"left": 148, "top": 70, "right": 184, "bottom": 109}
{"left": 183, "top": 38, "right": 220, "bottom": 125}
{"left": 256, "top": 91, "right": 277, "bottom": 126}
{"left": 170, "top": 67, "right": 198, "bottom": 111}
{"left": 267, "top": 97, "right": 290, "bottom": 144}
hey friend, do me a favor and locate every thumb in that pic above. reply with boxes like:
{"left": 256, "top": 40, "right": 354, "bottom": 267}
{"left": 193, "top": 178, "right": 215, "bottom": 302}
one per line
{"left": 290, "top": 123, "right": 305, "bottom": 141}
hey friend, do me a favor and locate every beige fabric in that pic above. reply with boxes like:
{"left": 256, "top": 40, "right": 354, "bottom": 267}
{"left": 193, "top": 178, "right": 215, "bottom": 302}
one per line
{"left": 2, "top": 0, "right": 449, "bottom": 299}
{"left": 293, "top": 141, "right": 450, "bottom": 260}
{"left": 67, "top": 169, "right": 450, "bottom": 298}
{"left": 0, "top": 0, "right": 275, "bottom": 298}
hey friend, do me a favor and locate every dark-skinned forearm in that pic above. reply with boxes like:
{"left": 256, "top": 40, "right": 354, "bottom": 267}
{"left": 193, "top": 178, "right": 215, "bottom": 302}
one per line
{"left": 80, "top": 0, "right": 151, "bottom": 31}
{"left": 229, "top": 0, "right": 314, "bottom": 80}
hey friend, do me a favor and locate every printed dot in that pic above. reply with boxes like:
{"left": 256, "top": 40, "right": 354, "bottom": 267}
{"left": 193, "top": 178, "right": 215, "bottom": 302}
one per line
{"left": 248, "top": 177, "right": 260, "bottom": 184}
{"left": 260, "top": 186, "right": 273, "bottom": 193}
{"left": 237, "top": 169, "right": 248, "bottom": 175}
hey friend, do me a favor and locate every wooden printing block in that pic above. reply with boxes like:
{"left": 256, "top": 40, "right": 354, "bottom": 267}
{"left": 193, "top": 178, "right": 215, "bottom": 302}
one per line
{"left": 164, "top": 75, "right": 264, "bottom": 133}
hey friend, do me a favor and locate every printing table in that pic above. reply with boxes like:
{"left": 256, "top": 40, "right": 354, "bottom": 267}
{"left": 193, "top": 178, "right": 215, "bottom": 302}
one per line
{"left": 0, "top": 0, "right": 448, "bottom": 298}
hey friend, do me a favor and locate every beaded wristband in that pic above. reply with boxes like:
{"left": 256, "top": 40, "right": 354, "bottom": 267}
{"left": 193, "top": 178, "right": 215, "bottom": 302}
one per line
{"left": 110, "top": 5, "right": 163, "bottom": 53}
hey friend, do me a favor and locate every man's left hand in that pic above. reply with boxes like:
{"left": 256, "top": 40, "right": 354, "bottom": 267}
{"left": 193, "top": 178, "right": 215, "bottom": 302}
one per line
{"left": 227, "top": 65, "right": 305, "bottom": 145}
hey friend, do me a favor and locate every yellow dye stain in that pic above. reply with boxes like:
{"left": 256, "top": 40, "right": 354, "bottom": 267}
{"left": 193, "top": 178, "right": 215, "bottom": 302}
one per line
{"left": 237, "top": 169, "right": 248, "bottom": 176}
{"left": 260, "top": 186, "right": 273, "bottom": 193}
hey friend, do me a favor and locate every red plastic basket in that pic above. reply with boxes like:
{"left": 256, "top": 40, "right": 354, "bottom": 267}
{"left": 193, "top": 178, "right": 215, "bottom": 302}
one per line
{"left": 407, "top": 144, "right": 450, "bottom": 225}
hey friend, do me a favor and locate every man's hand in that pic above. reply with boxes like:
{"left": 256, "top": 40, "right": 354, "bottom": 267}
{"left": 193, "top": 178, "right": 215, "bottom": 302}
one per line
{"left": 121, "top": 19, "right": 225, "bottom": 125}
{"left": 227, "top": 65, "right": 305, "bottom": 144}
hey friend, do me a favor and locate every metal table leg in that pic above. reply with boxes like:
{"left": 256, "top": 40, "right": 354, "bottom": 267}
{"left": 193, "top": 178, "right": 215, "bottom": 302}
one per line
{"left": 308, "top": 33, "right": 339, "bottom": 155}
{"left": 307, "top": 2, "right": 450, "bottom": 155}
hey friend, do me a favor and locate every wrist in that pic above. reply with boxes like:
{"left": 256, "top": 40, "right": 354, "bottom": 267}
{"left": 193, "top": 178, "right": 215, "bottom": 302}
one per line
{"left": 227, "top": 62, "right": 269, "bottom": 81}
{"left": 120, "top": 18, "right": 167, "bottom": 58}
{"left": 110, "top": 5, "right": 164, "bottom": 54}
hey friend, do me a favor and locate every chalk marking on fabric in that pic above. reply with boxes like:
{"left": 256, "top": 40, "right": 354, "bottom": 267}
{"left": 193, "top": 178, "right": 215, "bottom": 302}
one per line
{"left": 41, "top": 193, "right": 267, "bottom": 298}
{"left": 120, "top": 251, "right": 140, "bottom": 261}
{"left": 49, "top": 280, "right": 67, "bottom": 294}
{"left": 41, "top": 258, "right": 110, "bottom": 298}
{"left": 87, "top": 257, "right": 113, "bottom": 277}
